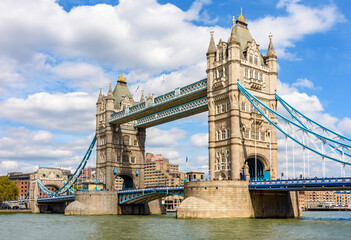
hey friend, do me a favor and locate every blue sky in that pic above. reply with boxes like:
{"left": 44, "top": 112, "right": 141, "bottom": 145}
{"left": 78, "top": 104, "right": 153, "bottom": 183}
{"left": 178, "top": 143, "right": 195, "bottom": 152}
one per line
{"left": 0, "top": 0, "right": 351, "bottom": 178}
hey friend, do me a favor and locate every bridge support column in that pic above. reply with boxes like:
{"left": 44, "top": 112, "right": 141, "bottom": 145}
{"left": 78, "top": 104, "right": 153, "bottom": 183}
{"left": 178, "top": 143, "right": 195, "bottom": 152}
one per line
{"left": 177, "top": 180, "right": 301, "bottom": 218}
{"left": 251, "top": 191, "right": 301, "bottom": 218}
{"left": 65, "top": 191, "right": 118, "bottom": 215}
{"left": 118, "top": 199, "right": 166, "bottom": 215}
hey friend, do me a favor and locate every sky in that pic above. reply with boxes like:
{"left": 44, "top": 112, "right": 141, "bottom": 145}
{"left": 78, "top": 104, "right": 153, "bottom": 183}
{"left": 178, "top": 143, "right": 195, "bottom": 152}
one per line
{"left": 0, "top": 0, "right": 351, "bottom": 178}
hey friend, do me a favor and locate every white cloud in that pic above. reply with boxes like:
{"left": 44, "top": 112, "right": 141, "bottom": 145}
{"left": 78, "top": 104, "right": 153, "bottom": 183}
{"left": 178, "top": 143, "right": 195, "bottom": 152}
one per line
{"left": 0, "top": 127, "right": 95, "bottom": 174}
{"left": 292, "top": 78, "right": 319, "bottom": 90}
{"left": 0, "top": 160, "right": 19, "bottom": 170}
{"left": 146, "top": 127, "right": 186, "bottom": 147}
{"left": 249, "top": 1, "right": 345, "bottom": 59}
{"left": 0, "top": 92, "right": 96, "bottom": 132}
{"left": 337, "top": 117, "right": 351, "bottom": 135}
{"left": 190, "top": 133, "right": 208, "bottom": 147}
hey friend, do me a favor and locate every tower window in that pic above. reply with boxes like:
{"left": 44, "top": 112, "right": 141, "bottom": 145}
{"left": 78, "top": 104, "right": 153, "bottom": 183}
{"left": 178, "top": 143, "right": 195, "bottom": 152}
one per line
{"left": 245, "top": 68, "right": 248, "bottom": 78}
{"left": 241, "top": 102, "right": 246, "bottom": 111}
{"left": 249, "top": 56, "right": 253, "bottom": 64}
{"left": 254, "top": 58, "right": 258, "bottom": 65}
{"left": 255, "top": 71, "right": 258, "bottom": 79}
{"left": 227, "top": 102, "right": 230, "bottom": 111}
{"left": 222, "top": 130, "right": 226, "bottom": 139}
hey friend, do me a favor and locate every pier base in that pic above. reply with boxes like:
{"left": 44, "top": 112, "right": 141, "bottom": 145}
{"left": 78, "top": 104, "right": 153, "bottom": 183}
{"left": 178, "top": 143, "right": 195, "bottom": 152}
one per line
{"left": 65, "top": 191, "right": 117, "bottom": 215}
{"left": 176, "top": 180, "right": 301, "bottom": 218}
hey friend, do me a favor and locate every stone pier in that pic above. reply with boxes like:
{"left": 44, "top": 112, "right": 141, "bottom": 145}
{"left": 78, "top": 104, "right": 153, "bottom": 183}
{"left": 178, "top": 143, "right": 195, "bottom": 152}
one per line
{"left": 177, "top": 180, "right": 301, "bottom": 218}
{"left": 65, "top": 191, "right": 118, "bottom": 215}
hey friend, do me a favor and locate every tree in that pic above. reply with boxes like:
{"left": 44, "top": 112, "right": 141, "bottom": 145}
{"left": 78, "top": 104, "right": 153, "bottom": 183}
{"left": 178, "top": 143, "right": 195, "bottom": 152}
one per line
{"left": 0, "top": 176, "right": 19, "bottom": 203}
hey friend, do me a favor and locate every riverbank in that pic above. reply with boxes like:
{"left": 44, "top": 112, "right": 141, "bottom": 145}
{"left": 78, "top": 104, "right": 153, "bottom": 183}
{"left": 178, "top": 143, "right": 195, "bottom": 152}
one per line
{"left": 0, "top": 209, "right": 31, "bottom": 213}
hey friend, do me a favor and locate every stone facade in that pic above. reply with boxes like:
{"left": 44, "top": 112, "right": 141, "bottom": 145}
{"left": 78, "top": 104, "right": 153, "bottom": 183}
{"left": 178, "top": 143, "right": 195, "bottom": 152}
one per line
{"left": 28, "top": 167, "right": 69, "bottom": 213}
{"left": 207, "top": 10, "right": 278, "bottom": 181}
{"left": 96, "top": 74, "right": 146, "bottom": 191}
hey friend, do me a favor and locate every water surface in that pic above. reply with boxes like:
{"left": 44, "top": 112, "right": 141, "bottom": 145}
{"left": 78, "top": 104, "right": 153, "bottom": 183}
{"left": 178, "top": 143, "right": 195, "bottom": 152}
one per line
{"left": 1, "top": 211, "right": 351, "bottom": 240}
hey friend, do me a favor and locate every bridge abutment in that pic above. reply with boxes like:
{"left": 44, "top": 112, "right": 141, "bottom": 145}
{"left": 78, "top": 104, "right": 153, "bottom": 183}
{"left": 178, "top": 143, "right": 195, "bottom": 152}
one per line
{"left": 65, "top": 191, "right": 118, "bottom": 215}
{"left": 177, "top": 181, "right": 300, "bottom": 218}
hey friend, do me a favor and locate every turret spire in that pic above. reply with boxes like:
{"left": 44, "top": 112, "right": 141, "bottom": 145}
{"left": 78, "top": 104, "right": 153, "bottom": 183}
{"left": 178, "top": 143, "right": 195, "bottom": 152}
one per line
{"left": 139, "top": 89, "right": 145, "bottom": 102}
{"left": 267, "top": 32, "right": 277, "bottom": 58}
{"left": 228, "top": 17, "right": 239, "bottom": 45}
{"left": 207, "top": 28, "right": 216, "bottom": 55}
{"left": 107, "top": 81, "right": 114, "bottom": 100}
{"left": 97, "top": 87, "right": 102, "bottom": 104}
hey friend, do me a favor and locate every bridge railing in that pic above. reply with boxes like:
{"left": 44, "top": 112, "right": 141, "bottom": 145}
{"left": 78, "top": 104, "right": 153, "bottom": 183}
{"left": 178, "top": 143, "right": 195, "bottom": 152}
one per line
{"left": 117, "top": 186, "right": 184, "bottom": 194}
{"left": 109, "top": 78, "right": 207, "bottom": 123}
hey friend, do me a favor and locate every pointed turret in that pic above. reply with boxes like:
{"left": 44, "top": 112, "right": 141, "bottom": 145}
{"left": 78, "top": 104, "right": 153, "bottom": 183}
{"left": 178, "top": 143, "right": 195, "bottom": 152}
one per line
{"left": 207, "top": 28, "right": 216, "bottom": 55}
{"left": 228, "top": 16, "right": 239, "bottom": 45}
{"left": 97, "top": 87, "right": 102, "bottom": 104}
{"left": 267, "top": 33, "right": 277, "bottom": 58}
{"left": 107, "top": 82, "right": 114, "bottom": 100}
{"left": 139, "top": 89, "right": 145, "bottom": 102}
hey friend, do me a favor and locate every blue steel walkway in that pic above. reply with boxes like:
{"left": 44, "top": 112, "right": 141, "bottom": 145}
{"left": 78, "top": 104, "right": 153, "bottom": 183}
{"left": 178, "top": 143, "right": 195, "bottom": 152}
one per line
{"left": 117, "top": 186, "right": 184, "bottom": 205}
{"left": 249, "top": 177, "right": 351, "bottom": 191}
{"left": 37, "top": 194, "right": 75, "bottom": 204}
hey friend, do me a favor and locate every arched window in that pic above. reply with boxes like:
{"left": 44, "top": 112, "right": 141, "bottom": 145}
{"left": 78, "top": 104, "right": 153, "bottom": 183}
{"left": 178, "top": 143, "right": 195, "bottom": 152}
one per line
{"left": 250, "top": 70, "right": 253, "bottom": 78}
{"left": 260, "top": 73, "right": 263, "bottom": 81}
{"left": 216, "top": 105, "right": 220, "bottom": 114}
{"left": 241, "top": 102, "right": 246, "bottom": 111}
{"left": 215, "top": 131, "right": 219, "bottom": 141}
{"left": 249, "top": 56, "right": 253, "bottom": 64}
{"left": 245, "top": 68, "right": 248, "bottom": 78}
{"left": 254, "top": 58, "right": 258, "bottom": 65}
{"left": 221, "top": 104, "right": 224, "bottom": 113}
{"left": 227, "top": 128, "right": 230, "bottom": 139}
{"left": 218, "top": 130, "right": 222, "bottom": 140}
{"left": 255, "top": 71, "right": 258, "bottom": 79}
{"left": 227, "top": 102, "right": 230, "bottom": 111}
{"left": 222, "top": 130, "right": 226, "bottom": 139}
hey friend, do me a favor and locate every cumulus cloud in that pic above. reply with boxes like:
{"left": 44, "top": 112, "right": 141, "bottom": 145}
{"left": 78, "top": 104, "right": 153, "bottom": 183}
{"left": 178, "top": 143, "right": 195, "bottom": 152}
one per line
{"left": 146, "top": 127, "right": 186, "bottom": 147}
{"left": 0, "top": 92, "right": 96, "bottom": 132}
{"left": 0, "top": 127, "right": 95, "bottom": 174}
{"left": 0, "top": 160, "right": 19, "bottom": 170}
{"left": 249, "top": 0, "right": 345, "bottom": 59}
{"left": 190, "top": 133, "right": 208, "bottom": 147}
{"left": 292, "top": 78, "right": 319, "bottom": 90}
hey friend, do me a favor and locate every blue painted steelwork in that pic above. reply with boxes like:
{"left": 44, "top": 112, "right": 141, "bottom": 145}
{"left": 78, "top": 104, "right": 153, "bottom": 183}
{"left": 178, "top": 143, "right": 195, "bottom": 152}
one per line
{"left": 249, "top": 177, "right": 351, "bottom": 191}
{"left": 109, "top": 78, "right": 207, "bottom": 124}
{"left": 237, "top": 81, "right": 351, "bottom": 166}
{"left": 134, "top": 97, "right": 208, "bottom": 127}
{"left": 117, "top": 186, "right": 184, "bottom": 204}
{"left": 37, "top": 194, "right": 75, "bottom": 204}
{"left": 37, "top": 135, "right": 96, "bottom": 196}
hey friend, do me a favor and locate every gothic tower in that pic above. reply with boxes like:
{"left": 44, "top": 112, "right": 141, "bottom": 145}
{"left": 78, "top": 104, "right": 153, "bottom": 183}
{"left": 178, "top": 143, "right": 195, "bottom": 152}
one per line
{"left": 96, "top": 73, "right": 146, "bottom": 190}
{"left": 207, "top": 9, "right": 278, "bottom": 181}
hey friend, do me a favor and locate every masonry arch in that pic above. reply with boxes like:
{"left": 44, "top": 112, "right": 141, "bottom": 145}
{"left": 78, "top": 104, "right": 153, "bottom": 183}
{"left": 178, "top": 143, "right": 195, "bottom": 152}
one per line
{"left": 245, "top": 154, "right": 270, "bottom": 181}
{"left": 116, "top": 174, "right": 134, "bottom": 190}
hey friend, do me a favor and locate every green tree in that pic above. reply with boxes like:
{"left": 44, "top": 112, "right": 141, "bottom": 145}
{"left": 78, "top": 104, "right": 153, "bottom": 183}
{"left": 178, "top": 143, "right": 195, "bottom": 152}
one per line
{"left": 0, "top": 176, "right": 19, "bottom": 203}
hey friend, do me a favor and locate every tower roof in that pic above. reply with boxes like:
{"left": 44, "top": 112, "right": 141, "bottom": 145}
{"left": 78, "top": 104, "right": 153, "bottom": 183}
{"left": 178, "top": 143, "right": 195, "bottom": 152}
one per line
{"left": 107, "top": 82, "right": 114, "bottom": 100}
{"left": 96, "top": 87, "right": 102, "bottom": 104}
{"left": 207, "top": 29, "right": 216, "bottom": 55}
{"left": 112, "top": 73, "right": 135, "bottom": 109}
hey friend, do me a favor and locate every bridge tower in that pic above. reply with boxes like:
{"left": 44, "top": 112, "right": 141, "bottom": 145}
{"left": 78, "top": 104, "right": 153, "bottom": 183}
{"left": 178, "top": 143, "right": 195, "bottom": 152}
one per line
{"left": 207, "top": 9, "right": 278, "bottom": 181}
{"left": 96, "top": 74, "right": 146, "bottom": 191}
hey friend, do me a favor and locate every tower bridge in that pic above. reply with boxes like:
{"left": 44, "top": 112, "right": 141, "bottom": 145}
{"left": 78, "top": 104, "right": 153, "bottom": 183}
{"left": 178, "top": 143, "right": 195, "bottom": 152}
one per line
{"left": 26, "top": 9, "right": 351, "bottom": 218}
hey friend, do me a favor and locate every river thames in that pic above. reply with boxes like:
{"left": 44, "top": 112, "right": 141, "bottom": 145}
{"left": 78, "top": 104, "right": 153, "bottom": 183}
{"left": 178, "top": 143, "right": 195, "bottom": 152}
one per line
{"left": 1, "top": 211, "right": 351, "bottom": 239}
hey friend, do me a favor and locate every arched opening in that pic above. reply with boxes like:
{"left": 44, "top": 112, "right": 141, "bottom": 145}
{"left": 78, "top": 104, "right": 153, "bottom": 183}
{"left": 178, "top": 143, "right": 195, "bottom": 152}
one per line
{"left": 116, "top": 175, "right": 134, "bottom": 190}
{"left": 40, "top": 185, "right": 59, "bottom": 198}
{"left": 245, "top": 157, "right": 270, "bottom": 181}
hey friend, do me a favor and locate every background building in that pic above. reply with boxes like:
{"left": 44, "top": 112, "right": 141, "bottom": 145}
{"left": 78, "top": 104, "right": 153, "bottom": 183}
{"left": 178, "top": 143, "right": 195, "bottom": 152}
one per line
{"left": 144, "top": 153, "right": 185, "bottom": 187}
{"left": 7, "top": 172, "right": 30, "bottom": 199}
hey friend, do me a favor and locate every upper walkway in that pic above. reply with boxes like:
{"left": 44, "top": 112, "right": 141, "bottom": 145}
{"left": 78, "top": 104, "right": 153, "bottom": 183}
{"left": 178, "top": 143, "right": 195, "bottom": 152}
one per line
{"left": 109, "top": 79, "right": 207, "bottom": 128}
{"left": 249, "top": 177, "right": 351, "bottom": 191}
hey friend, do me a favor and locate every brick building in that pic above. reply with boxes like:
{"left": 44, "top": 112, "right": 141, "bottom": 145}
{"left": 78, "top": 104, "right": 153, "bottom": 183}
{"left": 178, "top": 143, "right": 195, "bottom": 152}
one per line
{"left": 7, "top": 172, "right": 30, "bottom": 199}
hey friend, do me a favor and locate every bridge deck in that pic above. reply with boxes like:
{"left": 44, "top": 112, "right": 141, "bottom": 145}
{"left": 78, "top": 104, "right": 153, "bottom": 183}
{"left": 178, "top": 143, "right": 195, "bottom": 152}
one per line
{"left": 109, "top": 79, "right": 207, "bottom": 127}
{"left": 249, "top": 177, "right": 351, "bottom": 191}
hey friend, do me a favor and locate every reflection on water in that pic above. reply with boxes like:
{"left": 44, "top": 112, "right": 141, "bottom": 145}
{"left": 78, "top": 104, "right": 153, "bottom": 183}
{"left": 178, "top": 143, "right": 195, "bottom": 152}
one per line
{"left": 1, "top": 211, "right": 351, "bottom": 240}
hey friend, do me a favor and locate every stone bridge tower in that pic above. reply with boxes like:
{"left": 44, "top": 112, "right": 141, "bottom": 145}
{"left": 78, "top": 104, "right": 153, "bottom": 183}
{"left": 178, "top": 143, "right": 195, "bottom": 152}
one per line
{"left": 96, "top": 73, "right": 146, "bottom": 191}
{"left": 207, "top": 10, "right": 278, "bottom": 181}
